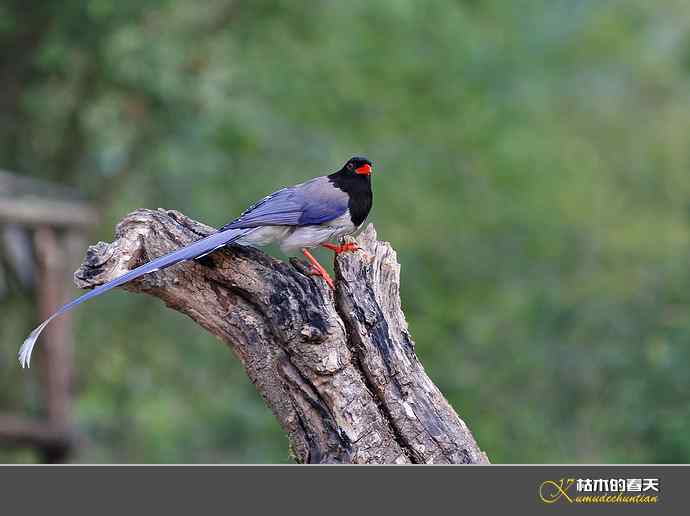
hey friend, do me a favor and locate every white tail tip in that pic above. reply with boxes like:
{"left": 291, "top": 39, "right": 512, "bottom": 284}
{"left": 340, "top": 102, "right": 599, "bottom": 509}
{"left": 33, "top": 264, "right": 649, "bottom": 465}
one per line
{"left": 18, "top": 321, "right": 49, "bottom": 369}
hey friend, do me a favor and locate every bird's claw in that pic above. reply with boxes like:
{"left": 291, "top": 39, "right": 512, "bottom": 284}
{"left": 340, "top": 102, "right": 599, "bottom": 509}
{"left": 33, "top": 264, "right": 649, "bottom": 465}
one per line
{"left": 322, "top": 242, "right": 360, "bottom": 254}
{"left": 337, "top": 242, "right": 359, "bottom": 254}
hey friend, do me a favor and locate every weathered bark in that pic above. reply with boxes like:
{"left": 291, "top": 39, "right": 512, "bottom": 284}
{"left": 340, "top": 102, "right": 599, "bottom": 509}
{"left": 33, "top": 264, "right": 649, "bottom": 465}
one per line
{"left": 74, "top": 209, "right": 489, "bottom": 464}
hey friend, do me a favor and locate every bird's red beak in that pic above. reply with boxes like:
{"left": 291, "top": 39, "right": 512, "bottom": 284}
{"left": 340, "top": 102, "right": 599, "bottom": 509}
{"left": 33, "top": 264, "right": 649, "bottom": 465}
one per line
{"left": 355, "top": 164, "right": 372, "bottom": 176}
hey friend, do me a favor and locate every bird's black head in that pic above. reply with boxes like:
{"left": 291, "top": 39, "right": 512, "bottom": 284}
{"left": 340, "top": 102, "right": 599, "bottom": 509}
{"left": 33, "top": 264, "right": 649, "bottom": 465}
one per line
{"left": 341, "top": 156, "right": 373, "bottom": 177}
{"left": 328, "top": 156, "right": 374, "bottom": 227}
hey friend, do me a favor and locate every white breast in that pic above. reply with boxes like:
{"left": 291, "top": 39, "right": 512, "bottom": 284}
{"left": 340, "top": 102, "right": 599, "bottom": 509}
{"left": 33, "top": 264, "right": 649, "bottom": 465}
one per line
{"left": 278, "top": 211, "right": 356, "bottom": 253}
{"left": 236, "top": 226, "right": 291, "bottom": 247}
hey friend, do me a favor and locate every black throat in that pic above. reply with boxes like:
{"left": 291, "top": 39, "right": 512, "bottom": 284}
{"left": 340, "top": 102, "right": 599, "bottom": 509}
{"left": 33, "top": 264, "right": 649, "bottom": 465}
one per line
{"left": 328, "top": 171, "right": 373, "bottom": 227}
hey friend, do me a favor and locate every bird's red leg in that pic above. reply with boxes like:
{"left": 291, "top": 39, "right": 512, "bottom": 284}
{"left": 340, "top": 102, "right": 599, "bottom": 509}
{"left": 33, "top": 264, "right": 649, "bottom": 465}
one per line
{"left": 302, "top": 248, "right": 335, "bottom": 289}
{"left": 322, "top": 242, "right": 359, "bottom": 254}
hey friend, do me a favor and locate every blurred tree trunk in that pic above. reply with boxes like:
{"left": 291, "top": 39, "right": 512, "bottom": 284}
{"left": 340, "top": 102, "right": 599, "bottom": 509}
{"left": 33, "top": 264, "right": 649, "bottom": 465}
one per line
{"left": 75, "top": 209, "right": 489, "bottom": 464}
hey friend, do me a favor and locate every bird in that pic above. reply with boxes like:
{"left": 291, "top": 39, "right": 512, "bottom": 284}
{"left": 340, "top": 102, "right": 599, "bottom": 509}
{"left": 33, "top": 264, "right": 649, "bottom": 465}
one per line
{"left": 18, "top": 156, "right": 374, "bottom": 368}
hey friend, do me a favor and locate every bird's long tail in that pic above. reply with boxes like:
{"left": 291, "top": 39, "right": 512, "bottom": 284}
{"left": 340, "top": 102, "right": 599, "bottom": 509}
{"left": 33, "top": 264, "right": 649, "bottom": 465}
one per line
{"left": 18, "top": 227, "right": 250, "bottom": 368}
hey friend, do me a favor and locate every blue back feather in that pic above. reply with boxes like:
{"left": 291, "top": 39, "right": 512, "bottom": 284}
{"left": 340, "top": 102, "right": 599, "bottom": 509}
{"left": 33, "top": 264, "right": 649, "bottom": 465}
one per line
{"left": 221, "top": 177, "right": 348, "bottom": 229}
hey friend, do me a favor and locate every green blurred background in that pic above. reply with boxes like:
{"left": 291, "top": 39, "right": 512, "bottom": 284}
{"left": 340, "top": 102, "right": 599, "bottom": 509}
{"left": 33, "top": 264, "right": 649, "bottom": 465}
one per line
{"left": 2, "top": 0, "right": 690, "bottom": 463}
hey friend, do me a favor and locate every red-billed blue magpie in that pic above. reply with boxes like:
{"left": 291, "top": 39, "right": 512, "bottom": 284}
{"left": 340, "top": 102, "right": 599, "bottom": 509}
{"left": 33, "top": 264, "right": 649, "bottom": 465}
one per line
{"left": 19, "top": 156, "right": 373, "bottom": 368}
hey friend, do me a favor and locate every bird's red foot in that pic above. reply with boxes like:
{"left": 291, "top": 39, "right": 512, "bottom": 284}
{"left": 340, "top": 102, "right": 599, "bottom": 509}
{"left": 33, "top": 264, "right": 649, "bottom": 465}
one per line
{"left": 322, "top": 242, "right": 360, "bottom": 254}
{"left": 302, "top": 249, "right": 335, "bottom": 289}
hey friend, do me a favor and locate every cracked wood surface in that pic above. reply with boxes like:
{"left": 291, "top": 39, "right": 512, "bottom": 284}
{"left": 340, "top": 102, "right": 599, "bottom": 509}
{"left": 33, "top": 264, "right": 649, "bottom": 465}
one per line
{"left": 74, "top": 208, "right": 489, "bottom": 464}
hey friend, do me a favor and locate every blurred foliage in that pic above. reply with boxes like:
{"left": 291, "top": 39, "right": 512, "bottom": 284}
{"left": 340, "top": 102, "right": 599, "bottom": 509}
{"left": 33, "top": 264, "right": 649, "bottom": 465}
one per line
{"left": 2, "top": 0, "right": 690, "bottom": 463}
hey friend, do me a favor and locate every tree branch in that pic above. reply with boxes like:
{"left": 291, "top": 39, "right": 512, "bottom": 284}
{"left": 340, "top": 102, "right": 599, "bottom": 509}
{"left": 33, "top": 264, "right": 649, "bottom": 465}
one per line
{"left": 74, "top": 208, "right": 489, "bottom": 464}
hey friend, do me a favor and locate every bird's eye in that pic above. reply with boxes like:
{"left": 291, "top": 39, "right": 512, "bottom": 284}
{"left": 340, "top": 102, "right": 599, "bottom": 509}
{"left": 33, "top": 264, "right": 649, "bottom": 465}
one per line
{"left": 347, "top": 163, "right": 354, "bottom": 170}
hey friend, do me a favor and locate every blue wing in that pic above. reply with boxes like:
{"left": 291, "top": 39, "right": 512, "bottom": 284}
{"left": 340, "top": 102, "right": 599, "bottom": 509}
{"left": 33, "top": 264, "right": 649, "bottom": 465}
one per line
{"left": 18, "top": 227, "right": 248, "bottom": 368}
{"left": 220, "top": 176, "right": 349, "bottom": 230}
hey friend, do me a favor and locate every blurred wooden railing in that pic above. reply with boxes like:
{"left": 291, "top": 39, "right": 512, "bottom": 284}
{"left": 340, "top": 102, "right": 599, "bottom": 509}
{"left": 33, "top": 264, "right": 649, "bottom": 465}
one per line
{"left": 0, "top": 170, "right": 96, "bottom": 462}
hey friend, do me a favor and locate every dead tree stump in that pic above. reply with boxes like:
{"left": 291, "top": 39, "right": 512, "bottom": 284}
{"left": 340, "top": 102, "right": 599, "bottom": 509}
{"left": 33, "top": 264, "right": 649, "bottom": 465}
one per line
{"left": 74, "top": 208, "right": 489, "bottom": 464}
